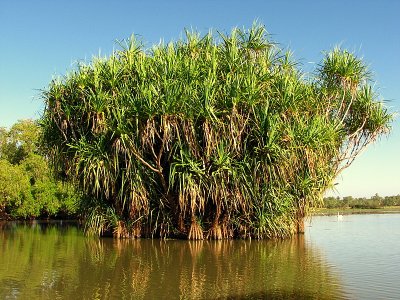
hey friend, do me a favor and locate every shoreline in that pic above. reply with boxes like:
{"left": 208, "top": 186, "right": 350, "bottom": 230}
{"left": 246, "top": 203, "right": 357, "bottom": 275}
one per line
{"left": 2, "top": 207, "right": 400, "bottom": 223}
{"left": 312, "top": 206, "right": 400, "bottom": 216}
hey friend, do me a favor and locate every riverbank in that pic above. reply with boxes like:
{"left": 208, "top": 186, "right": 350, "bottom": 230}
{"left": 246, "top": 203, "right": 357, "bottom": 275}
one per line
{"left": 0, "top": 211, "right": 11, "bottom": 221}
{"left": 312, "top": 206, "right": 400, "bottom": 216}
{"left": 3, "top": 207, "right": 400, "bottom": 221}
{"left": 0, "top": 211, "right": 77, "bottom": 222}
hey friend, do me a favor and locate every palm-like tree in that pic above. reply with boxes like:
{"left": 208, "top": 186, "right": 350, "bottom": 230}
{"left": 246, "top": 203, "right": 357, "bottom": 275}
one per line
{"left": 41, "top": 24, "right": 392, "bottom": 239}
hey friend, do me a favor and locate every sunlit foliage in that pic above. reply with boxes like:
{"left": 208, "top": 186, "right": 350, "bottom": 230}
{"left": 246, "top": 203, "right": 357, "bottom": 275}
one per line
{"left": 0, "top": 120, "right": 80, "bottom": 218}
{"left": 41, "top": 24, "right": 392, "bottom": 238}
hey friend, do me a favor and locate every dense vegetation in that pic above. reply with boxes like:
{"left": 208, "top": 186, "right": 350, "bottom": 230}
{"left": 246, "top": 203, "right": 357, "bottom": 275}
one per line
{"left": 0, "top": 120, "right": 80, "bottom": 219}
{"left": 40, "top": 24, "right": 392, "bottom": 239}
{"left": 323, "top": 194, "right": 400, "bottom": 209}
{"left": 1, "top": 120, "right": 396, "bottom": 222}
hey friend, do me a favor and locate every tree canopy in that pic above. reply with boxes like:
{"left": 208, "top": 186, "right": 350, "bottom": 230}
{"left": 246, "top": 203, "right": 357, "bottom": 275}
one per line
{"left": 0, "top": 120, "right": 80, "bottom": 219}
{"left": 40, "top": 24, "right": 392, "bottom": 239}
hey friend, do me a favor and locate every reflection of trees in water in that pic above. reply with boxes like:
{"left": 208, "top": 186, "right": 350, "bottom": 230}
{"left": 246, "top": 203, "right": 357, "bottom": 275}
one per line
{"left": 0, "top": 222, "right": 84, "bottom": 299}
{"left": 81, "top": 235, "right": 344, "bottom": 299}
{"left": 0, "top": 224, "right": 344, "bottom": 299}
{"left": 80, "top": 238, "right": 152, "bottom": 298}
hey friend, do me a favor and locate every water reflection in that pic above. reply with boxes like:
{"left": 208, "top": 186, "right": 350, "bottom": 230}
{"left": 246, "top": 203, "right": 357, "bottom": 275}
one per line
{"left": 0, "top": 222, "right": 345, "bottom": 299}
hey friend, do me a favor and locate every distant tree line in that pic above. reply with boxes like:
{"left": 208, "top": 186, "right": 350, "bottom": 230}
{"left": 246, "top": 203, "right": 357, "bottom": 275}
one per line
{"left": 0, "top": 119, "right": 81, "bottom": 219}
{"left": 323, "top": 194, "right": 400, "bottom": 209}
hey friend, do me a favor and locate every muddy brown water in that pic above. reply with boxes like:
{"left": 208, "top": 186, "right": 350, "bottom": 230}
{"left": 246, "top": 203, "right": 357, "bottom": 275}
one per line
{"left": 1, "top": 214, "right": 399, "bottom": 299}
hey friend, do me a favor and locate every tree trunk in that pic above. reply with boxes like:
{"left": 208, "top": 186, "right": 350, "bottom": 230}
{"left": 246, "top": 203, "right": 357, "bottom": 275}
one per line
{"left": 297, "top": 217, "right": 305, "bottom": 234}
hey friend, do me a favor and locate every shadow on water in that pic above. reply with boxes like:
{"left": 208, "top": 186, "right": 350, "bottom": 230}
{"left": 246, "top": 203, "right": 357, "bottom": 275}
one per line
{"left": 0, "top": 222, "right": 345, "bottom": 299}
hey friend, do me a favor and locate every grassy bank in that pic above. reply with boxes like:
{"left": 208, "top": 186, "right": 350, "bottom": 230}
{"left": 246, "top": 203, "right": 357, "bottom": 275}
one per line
{"left": 312, "top": 206, "right": 400, "bottom": 216}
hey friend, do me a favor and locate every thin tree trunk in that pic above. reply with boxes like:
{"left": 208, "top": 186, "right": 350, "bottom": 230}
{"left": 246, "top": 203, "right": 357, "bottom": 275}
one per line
{"left": 297, "top": 216, "right": 305, "bottom": 234}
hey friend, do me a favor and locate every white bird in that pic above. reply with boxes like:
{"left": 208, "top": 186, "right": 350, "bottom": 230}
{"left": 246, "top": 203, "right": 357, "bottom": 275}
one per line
{"left": 337, "top": 212, "right": 343, "bottom": 221}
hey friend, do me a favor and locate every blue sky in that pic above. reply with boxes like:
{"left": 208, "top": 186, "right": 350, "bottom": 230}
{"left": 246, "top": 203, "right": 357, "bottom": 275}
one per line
{"left": 1, "top": 0, "right": 399, "bottom": 197}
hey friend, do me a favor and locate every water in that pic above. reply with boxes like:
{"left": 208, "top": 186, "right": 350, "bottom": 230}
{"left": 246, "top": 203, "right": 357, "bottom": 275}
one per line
{"left": 307, "top": 214, "right": 400, "bottom": 299}
{"left": 0, "top": 214, "right": 399, "bottom": 299}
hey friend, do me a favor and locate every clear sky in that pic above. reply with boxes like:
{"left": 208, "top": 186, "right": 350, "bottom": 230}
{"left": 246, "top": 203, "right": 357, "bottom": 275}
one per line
{"left": 1, "top": 0, "right": 399, "bottom": 197}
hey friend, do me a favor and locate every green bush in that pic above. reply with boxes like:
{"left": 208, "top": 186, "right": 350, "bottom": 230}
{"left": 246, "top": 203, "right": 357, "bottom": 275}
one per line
{"left": 0, "top": 121, "right": 82, "bottom": 219}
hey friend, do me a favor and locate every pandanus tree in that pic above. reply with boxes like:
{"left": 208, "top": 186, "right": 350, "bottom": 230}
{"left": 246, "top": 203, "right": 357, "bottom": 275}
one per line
{"left": 41, "top": 24, "right": 392, "bottom": 239}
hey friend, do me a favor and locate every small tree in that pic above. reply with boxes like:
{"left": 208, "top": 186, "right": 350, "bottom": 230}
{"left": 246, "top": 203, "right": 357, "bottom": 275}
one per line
{"left": 1, "top": 120, "right": 40, "bottom": 164}
{"left": 0, "top": 160, "right": 33, "bottom": 215}
{"left": 41, "top": 24, "right": 392, "bottom": 238}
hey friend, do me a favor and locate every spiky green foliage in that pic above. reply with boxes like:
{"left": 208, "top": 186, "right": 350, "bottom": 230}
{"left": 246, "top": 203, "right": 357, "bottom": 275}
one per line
{"left": 41, "top": 24, "right": 392, "bottom": 239}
